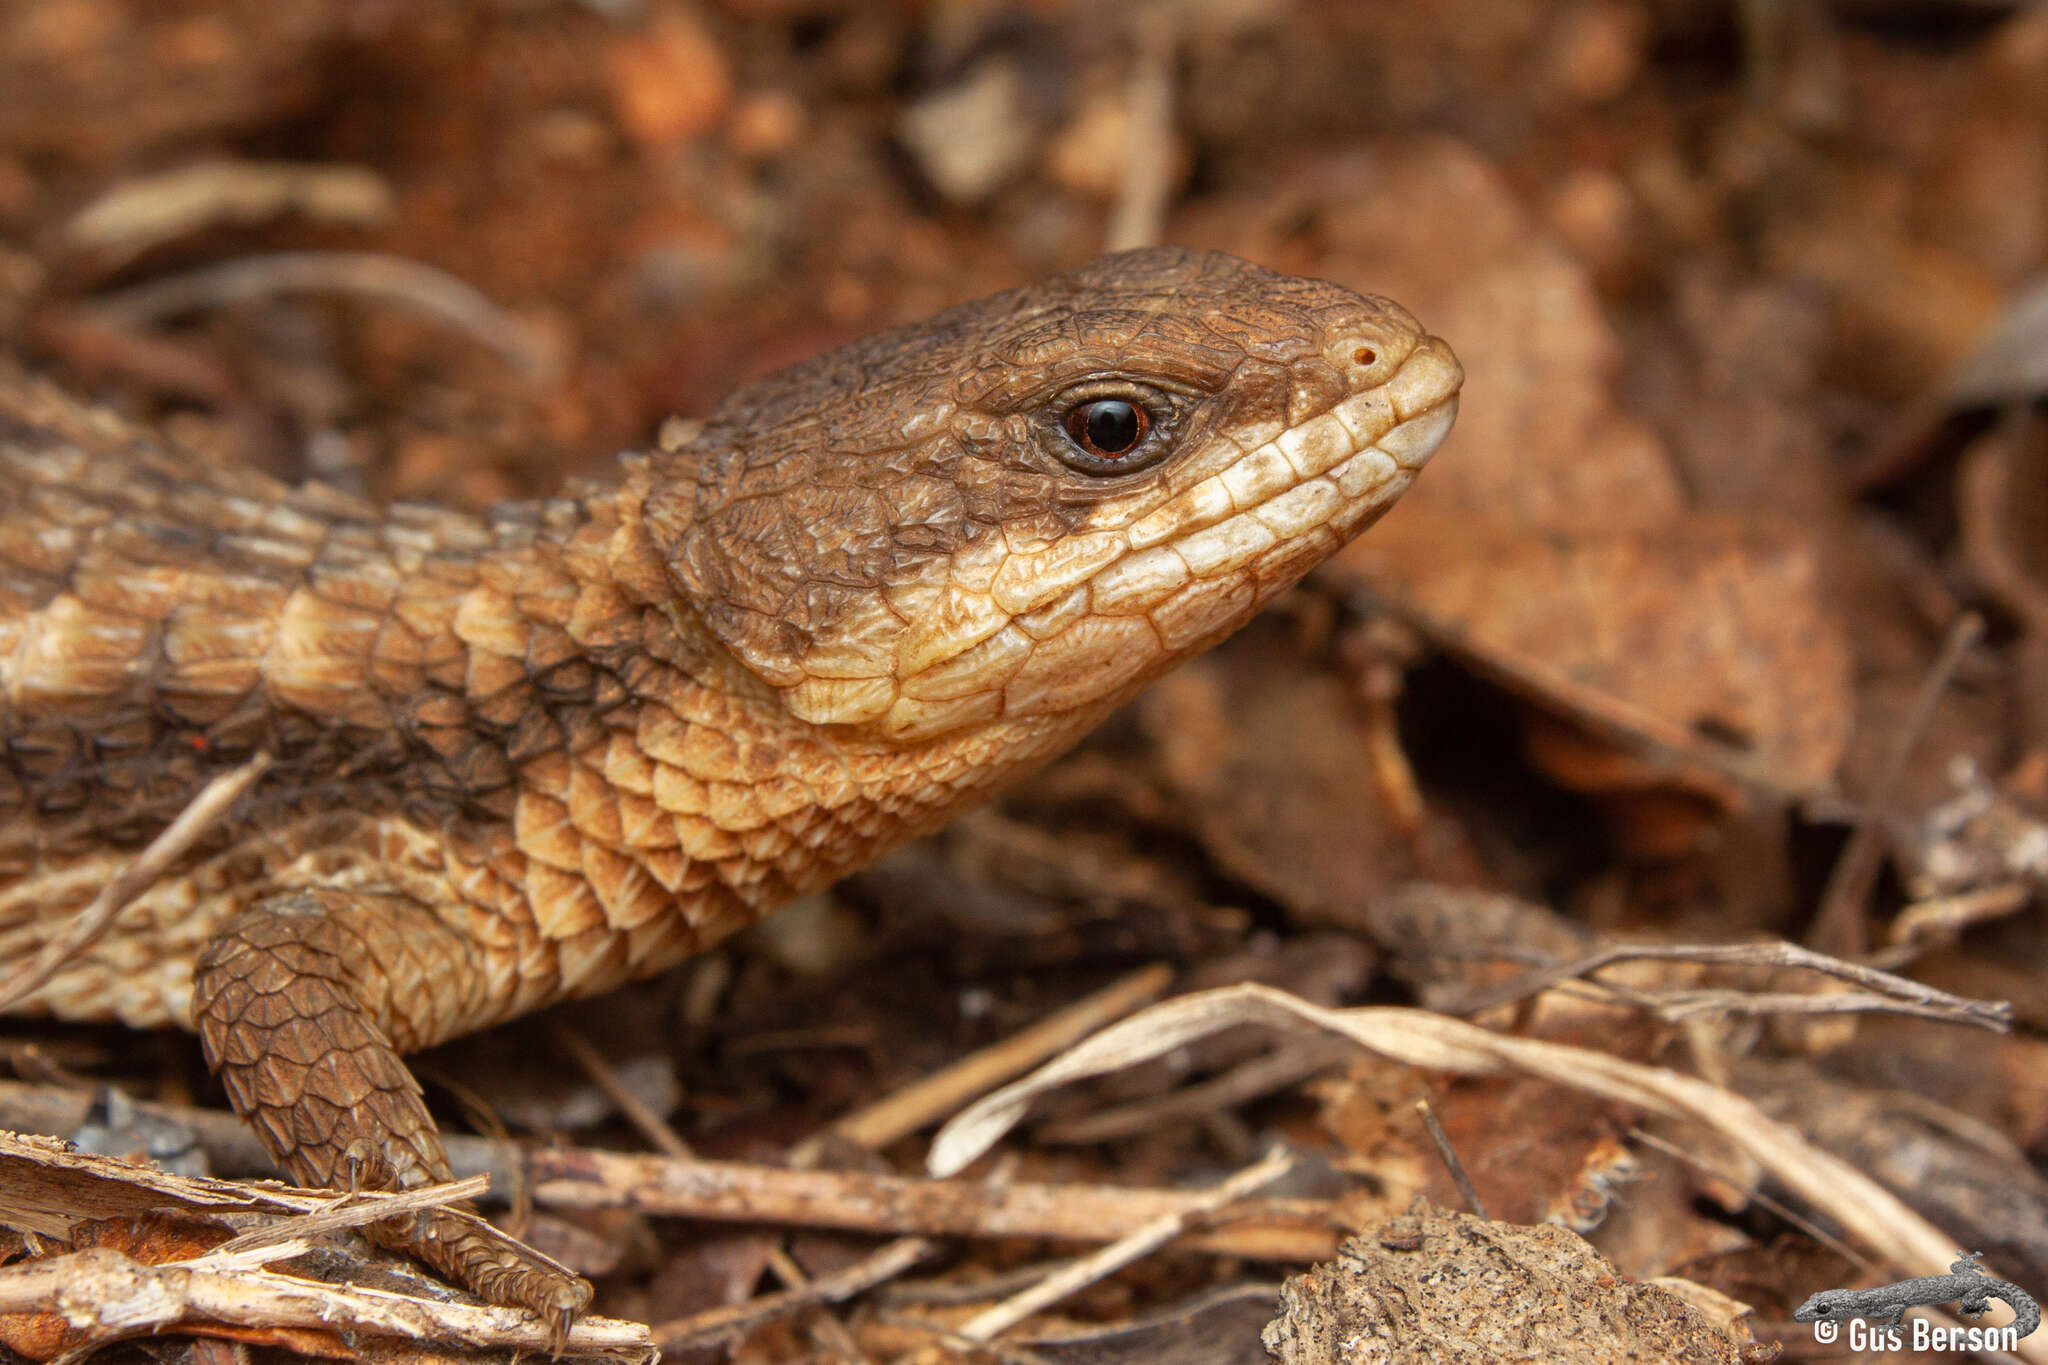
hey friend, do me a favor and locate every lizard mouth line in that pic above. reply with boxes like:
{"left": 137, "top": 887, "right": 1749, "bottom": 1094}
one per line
{"left": 1028, "top": 337, "right": 1464, "bottom": 620}
{"left": 1119, "top": 336, "right": 1464, "bottom": 555}
{"left": 875, "top": 338, "right": 1464, "bottom": 738}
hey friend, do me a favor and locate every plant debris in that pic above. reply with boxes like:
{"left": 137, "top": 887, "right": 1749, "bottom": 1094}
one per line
{"left": 4, "top": 1, "right": 2048, "bottom": 1360}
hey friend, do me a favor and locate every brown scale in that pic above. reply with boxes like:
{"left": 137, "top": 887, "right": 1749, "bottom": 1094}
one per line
{"left": 0, "top": 246, "right": 1463, "bottom": 1330}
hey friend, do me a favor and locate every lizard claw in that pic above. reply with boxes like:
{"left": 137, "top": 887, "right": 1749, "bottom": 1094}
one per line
{"left": 443, "top": 1213, "right": 594, "bottom": 1349}
{"left": 532, "top": 1271, "right": 595, "bottom": 1356}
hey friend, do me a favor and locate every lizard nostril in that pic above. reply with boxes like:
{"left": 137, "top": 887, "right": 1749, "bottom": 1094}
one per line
{"left": 1353, "top": 345, "right": 1377, "bottom": 367}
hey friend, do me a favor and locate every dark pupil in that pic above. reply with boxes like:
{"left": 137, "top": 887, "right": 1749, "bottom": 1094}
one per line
{"left": 1078, "top": 400, "right": 1141, "bottom": 456}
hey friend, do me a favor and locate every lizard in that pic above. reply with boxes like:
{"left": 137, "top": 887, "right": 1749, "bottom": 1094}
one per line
{"left": 1793, "top": 1252, "right": 2040, "bottom": 1340}
{"left": 0, "top": 245, "right": 1462, "bottom": 1329}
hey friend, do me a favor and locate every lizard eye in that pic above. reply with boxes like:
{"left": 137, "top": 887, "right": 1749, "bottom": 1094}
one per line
{"left": 1064, "top": 398, "right": 1149, "bottom": 459}
{"left": 1042, "top": 380, "right": 1180, "bottom": 477}
{"left": 1053, "top": 393, "right": 1170, "bottom": 476}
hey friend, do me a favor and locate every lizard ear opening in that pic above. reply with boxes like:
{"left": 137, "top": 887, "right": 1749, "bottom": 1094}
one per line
{"left": 640, "top": 459, "right": 812, "bottom": 690}
{"left": 637, "top": 443, "right": 908, "bottom": 727}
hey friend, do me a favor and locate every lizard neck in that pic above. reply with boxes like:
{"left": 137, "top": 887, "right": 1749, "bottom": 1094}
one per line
{"left": 370, "top": 469, "right": 1103, "bottom": 1013}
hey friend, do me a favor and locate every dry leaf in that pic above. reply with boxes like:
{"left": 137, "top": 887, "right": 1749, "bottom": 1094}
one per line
{"left": 1339, "top": 516, "right": 1854, "bottom": 797}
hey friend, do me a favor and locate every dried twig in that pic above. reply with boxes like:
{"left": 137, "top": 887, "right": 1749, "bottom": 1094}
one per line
{"left": 0, "top": 1082, "right": 1337, "bottom": 1257}
{"left": 958, "top": 1145, "right": 1295, "bottom": 1341}
{"left": 526, "top": 1145, "right": 1342, "bottom": 1260}
{"left": 0, "top": 1246, "right": 651, "bottom": 1358}
{"left": 1414, "top": 1099, "right": 1487, "bottom": 1220}
{"left": 1442, "top": 938, "right": 2011, "bottom": 1029}
{"left": 0, "top": 1132, "right": 648, "bottom": 1356}
{"left": 1, "top": 1088, "right": 1344, "bottom": 1260}
{"left": 1587, "top": 984, "right": 2011, "bottom": 1026}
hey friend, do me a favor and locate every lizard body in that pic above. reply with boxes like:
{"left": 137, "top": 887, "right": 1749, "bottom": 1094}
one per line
{"left": 0, "top": 246, "right": 1461, "bottom": 1324}
{"left": 1793, "top": 1253, "right": 2039, "bottom": 1340}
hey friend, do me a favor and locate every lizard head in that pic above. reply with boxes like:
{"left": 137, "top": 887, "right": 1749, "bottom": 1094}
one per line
{"left": 1792, "top": 1290, "right": 1868, "bottom": 1322}
{"left": 642, "top": 246, "right": 1461, "bottom": 745}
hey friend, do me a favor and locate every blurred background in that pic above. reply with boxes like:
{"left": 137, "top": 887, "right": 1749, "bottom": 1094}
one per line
{"left": 3, "top": 0, "right": 2047, "bottom": 1357}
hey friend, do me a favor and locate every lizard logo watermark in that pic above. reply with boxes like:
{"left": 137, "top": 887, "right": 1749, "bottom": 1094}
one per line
{"left": 1792, "top": 1253, "right": 2038, "bottom": 1353}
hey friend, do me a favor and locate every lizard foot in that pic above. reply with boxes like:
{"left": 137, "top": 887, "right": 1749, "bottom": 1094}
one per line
{"left": 390, "top": 1205, "right": 595, "bottom": 1349}
{"left": 194, "top": 892, "right": 593, "bottom": 1337}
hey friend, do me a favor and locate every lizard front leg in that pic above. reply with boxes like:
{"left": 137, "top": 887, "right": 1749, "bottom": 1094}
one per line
{"left": 191, "top": 888, "right": 592, "bottom": 1328}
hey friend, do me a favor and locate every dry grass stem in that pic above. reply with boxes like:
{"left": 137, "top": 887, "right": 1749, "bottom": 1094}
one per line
{"left": 1883, "top": 881, "right": 2035, "bottom": 949}
{"left": 553, "top": 1021, "right": 695, "bottom": 1160}
{"left": 207, "top": 1173, "right": 490, "bottom": 1255}
{"left": 0, "top": 753, "right": 271, "bottom": 1015}
{"left": 651, "top": 1236, "right": 932, "bottom": 1352}
{"left": 1809, "top": 611, "right": 1985, "bottom": 954}
{"left": 64, "top": 161, "right": 394, "bottom": 266}
{"left": 1033, "top": 1033, "right": 1354, "bottom": 1145}
{"left": 790, "top": 962, "right": 1173, "bottom": 1163}
{"left": 86, "top": 251, "right": 558, "bottom": 377}
{"left": 958, "top": 1144, "right": 1294, "bottom": 1340}
{"left": 1104, "top": 7, "right": 1176, "bottom": 252}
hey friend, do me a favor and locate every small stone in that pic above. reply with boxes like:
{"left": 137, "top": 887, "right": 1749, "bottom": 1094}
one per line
{"left": 535, "top": 109, "right": 614, "bottom": 166}
{"left": 1046, "top": 91, "right": 1133, "bottom": 199}
{"left": 1545, "top": 167, "right": 1638, "bottom": 284}
{"left": 607, "top": 11, "right": 734, "bottom": 150}
{"left": 897, "top": 56, "right": 1036, "bottom": 205}
{"left": 1538, "top": 1, "right": 1647, "bottom": 108}
{"left": 727, "top": 89, "right": 805, "bottom": 159}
